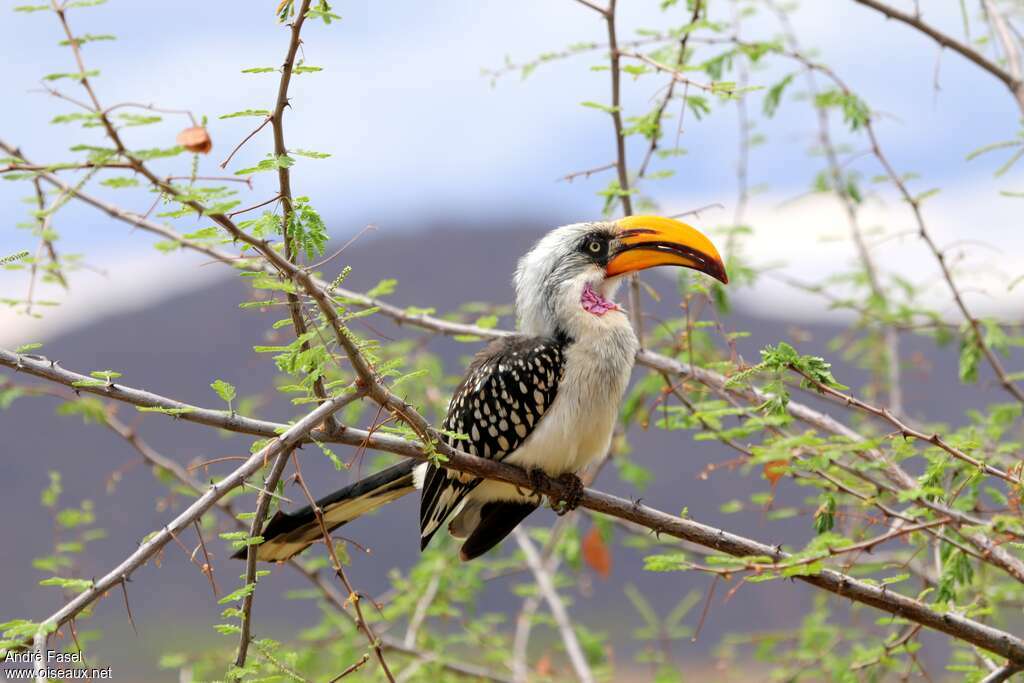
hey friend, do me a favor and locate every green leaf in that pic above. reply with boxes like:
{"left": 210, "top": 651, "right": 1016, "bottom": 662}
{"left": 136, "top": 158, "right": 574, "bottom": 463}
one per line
{"left": 1, "top": 251, "right": 30, "bottom": 266}
{"left": 580, "top": 101, "right": 621, "bottom": 114}
{"left": 59, "top": 33, "right": 115, "bottom": 46}
{"left": 959, "top": 330, "right": 981, "bottom": 384}
{"left": 39, "top": 577, "right": 92, "bottom": 593}
{"left": 218, "top": 583, "right": 256, "bottom": 605}
{"left": 219, "top": 109, "right": 270, "bottom": 120}
{"left": 287, "top": 198, "right": 328, "bottom": 259}
{"left": 234, "top": 154, "right": 295, "bottom": 176}
{"left": 210, "top": 379, "right": 237, "bottom": 409}
{"left": 291, "top": 148, "right": 331, "bottom": 159}
{"left": 43, "top": 70, "right": 100, "bottom": 82}
{"left": 366, "top": 278, "right": 397, "bottom": 298}
{"left": 966, "top": 139, "right": 1018, "bottom": 161}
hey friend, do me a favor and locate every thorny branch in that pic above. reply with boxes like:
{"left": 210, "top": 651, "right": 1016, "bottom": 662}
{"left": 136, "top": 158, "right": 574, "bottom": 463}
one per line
{"left": 233, "top": 447, "right": 293, "bottom": 670}
{"left": 635, "top": 0, "right": 703, "bottom": 181}
{"left": 4, "top": 139, "right": 1024, "bottom": 576}
{"left": 5, "top": 3, "right": 1024, "bottom": 676}
{"left": 263, "top": 0, "right": 340, "bottom": 436}
{"left": 288, "top": 451, "right": 396, "bottom": 682}
{"left": 768, "top": 0, "right": 903, "bottom": 415}
{"left": 513, "top": 529, "right": 594, "bottom": 683}
{"left": 11, "top": 393, "right": 354, "bottom": 653}
{"left": 851, "top": 0, "right": 1024, "bottom": 114}
{"left": 4, "top": 348, "right": 1024, "bottom": 665}
{"left": 574, "top": 0, "right": 646, "bottom": 346}
{"left": 85, "top": 387, "right": 506, "bottom": 682}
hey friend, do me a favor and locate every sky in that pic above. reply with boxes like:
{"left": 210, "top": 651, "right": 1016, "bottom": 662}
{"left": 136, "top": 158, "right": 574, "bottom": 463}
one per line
{"left": 1, "top": 0, "right": 1023, "bottom": 346}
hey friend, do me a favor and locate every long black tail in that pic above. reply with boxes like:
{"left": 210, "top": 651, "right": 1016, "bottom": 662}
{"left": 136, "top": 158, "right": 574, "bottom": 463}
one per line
{"left": 234, "top": 460, "right": 416, "bottom": 562}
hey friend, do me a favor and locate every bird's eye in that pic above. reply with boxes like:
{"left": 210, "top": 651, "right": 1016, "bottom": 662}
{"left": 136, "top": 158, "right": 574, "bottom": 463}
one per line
{"left": 587, "top": 240, "right": 602, "bottom": 254}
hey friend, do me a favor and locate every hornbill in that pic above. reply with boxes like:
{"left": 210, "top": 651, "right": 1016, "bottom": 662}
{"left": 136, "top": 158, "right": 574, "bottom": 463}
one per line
{"left": 240, "top": 216, "right": 727, "bottom": 563}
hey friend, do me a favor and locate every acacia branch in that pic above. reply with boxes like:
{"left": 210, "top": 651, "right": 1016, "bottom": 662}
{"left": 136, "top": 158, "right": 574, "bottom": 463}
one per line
{"left": 636, "top": 0, "right": 702, "bottom": 181}
{"left": 981, "top": 663, "right": 1023, "bottom": 683}
{"left": 14, "top": 393, "right": 354, "bottom": 651}
{"left": 2, "top": 168, "right": 1021, "bottom": 573}
{"left": 601, "top": 36, "right": 1024, "bottom": 407}
{"left": 5, "top": 350, "right": 1024, "bottom": 665}
{"left": 93, "top": 394, "right": 507, "bottom": 683}
{"left": 289, "top": 452, "right": 396, "bottom": 681}
{"left": 851, "top": 0, "right": 1024, "bottom": 113}
{"left": 576, "top": 0, "right": 646, "bottom": 345}
{"left": 769, "top": 0, "right": 903, "bottom": 414}
{"left": 792, "top": 365, "right": 1020, "bottom": 485}
{"left": 513, "top": 530, "right": 594, "bottom": 683}
{"left": 233, "top": 446, "right": 293, "bottom": 671}
{"left": 262, "top": 0, "right": 338, "bottom": 435}
{"left": 618, "top": 50, "right": 729, "bottom": 94}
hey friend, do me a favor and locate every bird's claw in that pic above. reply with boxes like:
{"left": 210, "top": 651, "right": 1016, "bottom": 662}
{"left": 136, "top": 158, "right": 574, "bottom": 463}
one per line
{"left": 527, "top": 468, "right": 547, "bottom": 501}
{"left": 552, "top": 473, "right": 584, "bottom": 515}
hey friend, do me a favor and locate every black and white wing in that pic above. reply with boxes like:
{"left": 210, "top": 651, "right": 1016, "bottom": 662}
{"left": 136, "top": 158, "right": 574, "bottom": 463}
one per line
{"left": 419, "top": 335, "right": 566, "bottom": 550}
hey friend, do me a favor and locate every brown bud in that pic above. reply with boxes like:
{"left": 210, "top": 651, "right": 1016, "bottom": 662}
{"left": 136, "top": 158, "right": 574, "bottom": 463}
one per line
{"left": 176, "top": 126, "right": 212, "bottom": 154}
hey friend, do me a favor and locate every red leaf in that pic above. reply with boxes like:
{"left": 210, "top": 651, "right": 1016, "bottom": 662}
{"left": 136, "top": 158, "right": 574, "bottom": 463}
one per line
{"left": 763, "top": 460, "right": 787, "bottom": 487}
{"left": 582, "top": 526, "right": 611, "bottom": 579}
{"left": 535, "top": 654, "right": 552, "bottom": 677}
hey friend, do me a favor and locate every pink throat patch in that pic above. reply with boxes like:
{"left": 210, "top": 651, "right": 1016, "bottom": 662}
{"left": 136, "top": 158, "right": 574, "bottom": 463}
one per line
{"left": 581, "top": 282, "right": 621, "bottom": 316}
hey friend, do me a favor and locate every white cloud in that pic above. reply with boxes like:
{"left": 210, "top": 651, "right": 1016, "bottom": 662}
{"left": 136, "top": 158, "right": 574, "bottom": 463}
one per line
{"left": 0, "top": 248, "right": 224, "bottom": 348}
{"left": 664, "top": 180, "right": 1024, "bottom": 323}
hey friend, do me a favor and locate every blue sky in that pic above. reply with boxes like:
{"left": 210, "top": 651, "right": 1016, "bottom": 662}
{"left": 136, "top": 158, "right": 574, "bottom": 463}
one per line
{"left": 2, "top": 0, "right": 1023, "bottom": 342}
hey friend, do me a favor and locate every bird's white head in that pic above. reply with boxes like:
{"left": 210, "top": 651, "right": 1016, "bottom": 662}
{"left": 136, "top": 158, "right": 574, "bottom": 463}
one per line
{"left": 514, "top": 215, "right": 728, "bottom": 339}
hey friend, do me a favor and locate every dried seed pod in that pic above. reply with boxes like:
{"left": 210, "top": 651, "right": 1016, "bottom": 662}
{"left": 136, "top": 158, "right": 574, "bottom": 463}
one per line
{"left": 176, "top": 126, "right": 212, "bottom": 154}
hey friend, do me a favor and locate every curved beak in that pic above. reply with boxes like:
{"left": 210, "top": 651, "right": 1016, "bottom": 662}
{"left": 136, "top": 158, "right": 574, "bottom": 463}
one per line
{"left": 606, "top": 215, "right": 728, "bottom": 284}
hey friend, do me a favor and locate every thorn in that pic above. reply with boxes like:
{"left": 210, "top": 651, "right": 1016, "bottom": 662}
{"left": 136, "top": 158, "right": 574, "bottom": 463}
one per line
{"left": 120, "top": 577, "right": 139, "bottom": 636}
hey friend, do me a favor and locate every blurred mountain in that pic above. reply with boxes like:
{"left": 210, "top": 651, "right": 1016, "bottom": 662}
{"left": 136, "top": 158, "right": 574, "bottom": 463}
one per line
{"left": 0, "top": 221, "right": 995, "bottom": 680}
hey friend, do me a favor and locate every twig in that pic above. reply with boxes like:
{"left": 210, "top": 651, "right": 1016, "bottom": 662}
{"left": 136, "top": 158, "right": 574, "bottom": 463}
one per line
{"left": 290, "top": 451, "right": 396, "bottom": 681}
{"left": 851, "top": 0, "right": 1024, "bottom": 113}
{"left": 103, "top": 101, "right": 198, "bottom": 126}
{"left": 192, "top": 519, "right": 218, "bottom": 598}
{"left": 513, "top": 529, "right": 594, "bottom": 683}
{"left": 234, "top": 446, "right": 293, "bottom": 670}
{"left": 576, "top": 0, "right": 646, "bottom": 346}
{"left": 792, "top": 364, "right": 1021, "bottom": 485}
{"left": 13, "top": 393, "right": 354, "bottom": 652}
{"left": 769, "top": 0, "right": 903, "bottom": 414}
{"left": 981, "top": 664, "right": 1022, "bottom": 683}
{"left": 636, "top": 0, "right": 702, "bottom": 180}
{"left": 618, "top": 50, "right": 729, "bottom": 94}
{"left": 983, "top": 0, "right": 1022, "bottom": 82}
{"left": 572, "top": 0, "right": 607, "bottom": 15}
{"left": 261, "top": 0, "right": 339, "bottom": 435}
{"left": 402, "top": 571, "right": 440, "bottom": 649}
{"left": 219, "top": 117, "right": 272, "bottom": 169}
{"left": 9, "top": 350, "right": 1024, "bottom": 664}
{"left": 558, "top": 161, "right": 616, "bottom": 183}
{"left": 328, "top": 654, "right": 370, "bottom": 682}
{"left": 228, "top": 194, "right": 282, "bottom": 218}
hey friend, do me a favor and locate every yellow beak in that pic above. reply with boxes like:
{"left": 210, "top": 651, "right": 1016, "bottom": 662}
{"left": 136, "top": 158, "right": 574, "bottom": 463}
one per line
{"left": 606, "top": 215, "right": 728, "bottom": 284}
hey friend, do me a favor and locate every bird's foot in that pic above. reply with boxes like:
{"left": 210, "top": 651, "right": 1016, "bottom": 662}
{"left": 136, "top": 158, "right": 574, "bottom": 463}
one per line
{"left": 552, "top": 473, "right": 584, "bottom": 515}
{"left": 527, "top": 467, "right": 548, "bottom": 501}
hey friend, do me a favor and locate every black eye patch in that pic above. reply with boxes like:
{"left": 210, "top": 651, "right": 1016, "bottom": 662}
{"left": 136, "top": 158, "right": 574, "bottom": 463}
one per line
{"left": 578, "top": 233, "right": 610, "bottom": 263}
